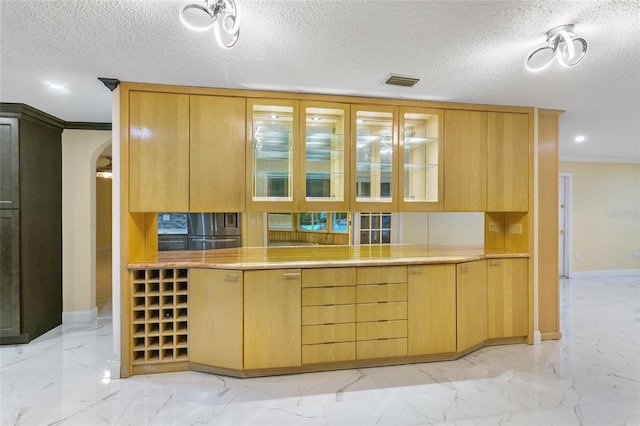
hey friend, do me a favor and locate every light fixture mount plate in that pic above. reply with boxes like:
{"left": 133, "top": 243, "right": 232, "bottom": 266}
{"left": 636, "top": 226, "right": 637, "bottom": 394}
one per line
{"left": 545, "top": 24, "right": 575, "bottom": 41}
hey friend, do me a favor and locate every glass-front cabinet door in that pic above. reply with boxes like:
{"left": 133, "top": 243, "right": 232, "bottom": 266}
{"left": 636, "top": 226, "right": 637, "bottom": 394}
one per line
{"left": 398, "top": 107, "right": 443, "bottom": 211}
{"left": 351, "top": 105, "right": 398, "bottom": 211}
{"left": 246, "top": 99, "right": 299, "bottom": 211}
{"left": 299, "top": 101, "right": 350, "bottom": 211}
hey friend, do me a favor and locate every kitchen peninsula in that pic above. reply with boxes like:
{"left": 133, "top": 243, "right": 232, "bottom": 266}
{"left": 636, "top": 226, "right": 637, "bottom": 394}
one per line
{"left": 128, "top": 245, "right": 529, "bottom": 377}
{"left": 116, "top": 81, "right": 561, "bottom": 378}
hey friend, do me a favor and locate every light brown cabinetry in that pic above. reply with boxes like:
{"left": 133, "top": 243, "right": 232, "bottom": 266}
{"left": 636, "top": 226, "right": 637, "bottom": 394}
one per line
{"left": 398, "top": 107, "right": 444, "bottom": 212}
{"left": 356, "top": 266, "right": 408, "bottom": 359}
{"left": 130, "top": 268, "right": 189, "bottom": 366}
{"left": 443, "top": 110, "right": 488, "bottom": 212}
{"left": 487, "top": 112, "right": 529, "bottom": 212}
{"left": 246, "top": 99, "right": 300, "bottom": 212}
{"left": 351, "top": 105, "right": 398, "bottom": 212}
{"left": 244, "top": 269, "right": 302, "bottom": 369}
{"left": 487, "top": 258, "right": 528, "bottom": 339}
{"left": 456, "top": 260, "right": 488, "bottom": 352}
{"left": 407, "top": 264, "right": 456, "bottom": 355}
{"left": 301, "top": 267, "right": 356, "bottom": 364}
{"left": 129, "top": 91, "right": 190, "bottom": 212}
{"left": 190, "top": 96, "right": 246, "bottom": 212}
{"left": 189, "top": 269, "right": 243, "bottom": 370}
{"left": 300, "top": 101, "right": 350, "bottom": 212}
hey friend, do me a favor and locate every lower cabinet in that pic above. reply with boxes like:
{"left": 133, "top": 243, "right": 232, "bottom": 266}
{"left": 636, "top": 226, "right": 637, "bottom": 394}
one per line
{"left": 244, "top": 269, "right": 302, "bottom": 369}
{"left": 456, "top": 260, "right": 488, "bottom": 352}
{"left": 301, "top": 267, "right": 356, "bottom": 364}
{"left": 408, "top": 264, "right": 457, "bottom": 355}
{"left": 0, "top": 210, "right": 20, "bottom": 339}
{"left": 166, "top": 260, "right": 529, "bottom": 376}
{"left": 189, "top": 269, "right": 243, "bottom": 370}
{"left": 487, "top": 258, "right": 529, "bottom": 339}
{"left": 356, "top": 266, "right": 408, "bottom": 360}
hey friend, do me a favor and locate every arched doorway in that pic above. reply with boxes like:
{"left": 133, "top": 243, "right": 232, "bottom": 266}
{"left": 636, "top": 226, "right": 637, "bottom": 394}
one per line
{"left": 61, "top": 130, "right": 111, "bottom": 323}
{"left": 96, "top": 145, "right": 113, "bottom": 317}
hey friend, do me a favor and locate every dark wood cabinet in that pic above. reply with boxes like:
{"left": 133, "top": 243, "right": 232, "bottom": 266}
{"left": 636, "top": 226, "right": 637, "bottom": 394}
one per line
{"left": 0, "top": 106, "right": 63, "bottom": 344}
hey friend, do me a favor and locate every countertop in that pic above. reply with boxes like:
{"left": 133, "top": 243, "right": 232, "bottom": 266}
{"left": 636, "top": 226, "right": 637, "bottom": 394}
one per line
{"left": 128, "top": 245, "right": 530, "bottom": 270}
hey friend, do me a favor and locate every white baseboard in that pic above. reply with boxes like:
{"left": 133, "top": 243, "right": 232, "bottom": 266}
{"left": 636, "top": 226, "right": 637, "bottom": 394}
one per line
{"left": 62, "top": 307, "right": 98, "bottom": 323}
{"left": 533, "top": 330, "right": 541, "bottom": 345}
{"left": 110, "top": 361, "right": 121, "bottom": 379}
{"left": 570, "top": 269, "right": 640, "bottom": 279}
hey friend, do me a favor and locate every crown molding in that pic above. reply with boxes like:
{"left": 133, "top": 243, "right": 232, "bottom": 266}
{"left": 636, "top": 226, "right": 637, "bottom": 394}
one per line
{"left": 0, "top": 103, "right": 111, "bottom": 131}
{"left": 0, "top": 102, "right": 65, "bottom": 131}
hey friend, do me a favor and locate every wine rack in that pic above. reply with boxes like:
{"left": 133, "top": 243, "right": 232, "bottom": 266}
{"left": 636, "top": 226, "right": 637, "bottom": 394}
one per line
{"left": 130, "top": 268, "right": 188, "bottom": 365}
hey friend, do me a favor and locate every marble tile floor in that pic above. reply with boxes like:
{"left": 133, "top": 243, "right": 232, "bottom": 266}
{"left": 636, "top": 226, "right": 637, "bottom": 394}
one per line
{"left": 1, "top": 276, "right": 638, "bottom": 425}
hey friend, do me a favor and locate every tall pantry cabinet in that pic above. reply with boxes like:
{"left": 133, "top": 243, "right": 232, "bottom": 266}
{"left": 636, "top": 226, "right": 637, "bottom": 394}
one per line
{"left": 0, "top": 105, "right": 63, "bottom": 344}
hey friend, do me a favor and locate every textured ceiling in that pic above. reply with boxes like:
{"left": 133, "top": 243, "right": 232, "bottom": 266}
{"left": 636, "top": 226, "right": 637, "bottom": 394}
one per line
{"left": 1, "top": 0, "right": 639, "bottom": 162}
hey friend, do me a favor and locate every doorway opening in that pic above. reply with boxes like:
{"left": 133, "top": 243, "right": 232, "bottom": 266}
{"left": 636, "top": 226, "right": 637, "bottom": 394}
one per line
{"left": 559, "top": 173, "right": 572, "bottom": 278}
{"left": 96, "top": 145, "right": 113, "bottom": 318}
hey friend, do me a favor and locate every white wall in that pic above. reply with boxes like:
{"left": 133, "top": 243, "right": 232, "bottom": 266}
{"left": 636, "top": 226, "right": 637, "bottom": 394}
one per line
{"left": 559, "top": 161, "right": 640, "bottom": 276}
{"left": 61, "top": 129, "right": 111, "bottom": 323}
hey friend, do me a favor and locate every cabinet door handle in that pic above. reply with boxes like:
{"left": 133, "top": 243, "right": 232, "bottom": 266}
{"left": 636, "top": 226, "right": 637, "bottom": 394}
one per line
{"left": 460, "top": 265, "right": 470, "bottom": 273}
{"left": 408, "top": 267, "right": 423, "bottom": 275}
{"left": 284, "top": 272, "right": 301, "bottom": 280}
{"left": 489, "top": 260, "right": 503, "bottom": 266}
{"left": 224, "top": 273, "right": 240, "bottom": 281}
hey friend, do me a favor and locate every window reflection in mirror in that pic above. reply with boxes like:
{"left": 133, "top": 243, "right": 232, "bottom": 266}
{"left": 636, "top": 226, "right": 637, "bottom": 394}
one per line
{"left": 267, "top": 212, "right": 350, "bottom": 246}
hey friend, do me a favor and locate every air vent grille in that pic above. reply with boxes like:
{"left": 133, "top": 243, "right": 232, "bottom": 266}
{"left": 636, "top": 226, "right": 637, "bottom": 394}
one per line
{"left": 383, "top": 74, "right": 422, "bottom": 88}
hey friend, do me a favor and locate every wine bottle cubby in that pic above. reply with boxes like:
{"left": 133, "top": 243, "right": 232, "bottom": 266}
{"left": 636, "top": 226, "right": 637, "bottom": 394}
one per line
{"left": 131, "top": 268, "right": 188, "bottom": 365}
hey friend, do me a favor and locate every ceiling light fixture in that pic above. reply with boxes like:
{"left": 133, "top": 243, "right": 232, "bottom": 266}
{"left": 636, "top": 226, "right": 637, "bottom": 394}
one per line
{"left": 574, "top": 135, "right": 586, "bottom": 143}
{"left": 525, "top": 24, "right": 587, "bottom": 72}
{"left": 179, "top": 0, "right": 240, "bottom": 49}
{"left": 46, "top": 82, "right": 68, "bottom": 91}
{"left": 96, "top": 156, "right": 113, "bottom": 179}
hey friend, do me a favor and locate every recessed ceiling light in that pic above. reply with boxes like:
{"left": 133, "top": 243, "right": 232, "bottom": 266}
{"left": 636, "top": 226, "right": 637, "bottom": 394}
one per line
{"left": 46, "top": 82, "right": 68, "bottom": 91}
{"left": 574, "top": 135, "right": 586, "bottom": 143}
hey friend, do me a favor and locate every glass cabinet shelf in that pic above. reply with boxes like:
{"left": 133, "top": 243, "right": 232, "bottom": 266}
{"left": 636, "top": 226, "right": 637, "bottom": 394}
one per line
{"left": 251, "top": 103, "right": 295, "bottom": 202}
{"left": 400, "top": 109, "right": 442, "bottom": 207}
{"left": 302, "top": 104, "right": 348, "bottom": 205}
{"left": 354, "top": 109, "right": 395, "bottom": 203}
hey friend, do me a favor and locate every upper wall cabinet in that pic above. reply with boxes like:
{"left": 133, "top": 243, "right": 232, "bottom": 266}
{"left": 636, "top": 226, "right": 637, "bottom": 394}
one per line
{"left": 487, "top": 112, "right": 529, "bottom": 212}
{"left": 443, "top": 110, "right": 488, "bottom": 212}
{"left": 299, "top": 101, "right": 350, "bottom": 212}
{"left": 0, "top": 118, "right": 20, "bottom": 209}
{"left": 190, "top": 95, "right": 246, "bottom": 212}
{"left": 246, "top": 99, "right": 300, "bottom": 212}
{"left": 398, "top": 108, "right": 443, "bottom": 212}
{"left": 351, "top": 105, "right": 398, "bottom": 212}
{"left": 129, "top": 91, "right": 190, "bottom": 212}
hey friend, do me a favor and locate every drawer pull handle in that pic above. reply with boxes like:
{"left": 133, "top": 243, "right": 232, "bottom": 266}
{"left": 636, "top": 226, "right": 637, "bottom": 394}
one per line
{"left": 408, "top": 267, "right": 422, "bottom": 274}
{"left": 284, "top": 273, "right": 301, "bottom": 280}
{"left": 489, "top": 260, "right": 503, "bottom": 266}
{"left": 224, "top": 274, "right": 239, "bottom": 281}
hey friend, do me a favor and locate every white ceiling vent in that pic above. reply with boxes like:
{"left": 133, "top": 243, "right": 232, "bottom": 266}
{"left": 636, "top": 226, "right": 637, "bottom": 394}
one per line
{"left": 382, "top": 74, "right": 422, "bottom": 88}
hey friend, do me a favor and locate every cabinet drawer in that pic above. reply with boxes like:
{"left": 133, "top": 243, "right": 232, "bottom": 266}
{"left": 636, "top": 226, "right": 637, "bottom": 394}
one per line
{"left": 302, "top": 305, "right": 356, "bottom": 325}
{"left": 356, "top": 302, "right": 407, "bottom": 322}
{"left": 357, "top": 266, "right": 407, "bottom": 285}
{"left": 302, "top": 286, "right": 356, "bottom": 306}
{"left": 302, "top": 342, "right": 356, "bottom": 364}
{"left": 356, "top": 338, "right": 407, "bottom": 360}
{"left": 302, "top": 268, "right": 356, "bottom": 288}
{"left": 357, "top": 320, "right": 407, "bottom": 340}
{"left": 302, "top": 323, "right": 355, "bottom": 345}
{"left": 356, "top": 284, "right": 407, "bottom": 303}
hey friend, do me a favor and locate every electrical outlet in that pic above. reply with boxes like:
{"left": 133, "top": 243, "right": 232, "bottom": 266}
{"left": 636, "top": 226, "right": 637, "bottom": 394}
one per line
{"left": 632, "top": 251, "right": 640, "bottom": 259}
{"left": 508, "top": 223, "right": 523, "bottom": 235}
{"left": 576, "top": 253, "right": 581, "bottom": 260}
{"left": 489, "top": 222, "right": 500, "bottom": 232}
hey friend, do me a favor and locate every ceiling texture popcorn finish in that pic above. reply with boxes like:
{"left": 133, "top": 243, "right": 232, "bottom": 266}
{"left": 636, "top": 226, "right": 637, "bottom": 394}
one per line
{"left": 0, "top": 0, "right": 638, "bottom": 161}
